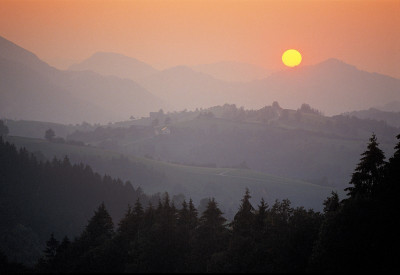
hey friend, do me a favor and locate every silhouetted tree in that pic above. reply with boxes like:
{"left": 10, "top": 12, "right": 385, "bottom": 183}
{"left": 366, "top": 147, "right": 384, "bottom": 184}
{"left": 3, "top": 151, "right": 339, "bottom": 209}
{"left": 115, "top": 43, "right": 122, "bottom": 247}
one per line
{"left": 380, "top": 133, "right": 400, "bottom": 197}
{"left": 79, "top": 202, "right": 114, "bottom": 249}
{"left": 225, "top": 189, "right": 256, "bottom": 272}
{"left": 322, "top": 191, "right": 340, "bottom": 214}
{"left": 345, "top": 133, "right": 386, "bottom": 198}
{"left": 44, "top": 233, "right": 59, "bottom": 261}
{"left": 252, "top": 198, "right": 271, "bottom": 272}
{"left": 192, "top": 198, "right": 228, "bottom": 272}
{"left": 310, "top": 133, "right": 398, "bottom": 273}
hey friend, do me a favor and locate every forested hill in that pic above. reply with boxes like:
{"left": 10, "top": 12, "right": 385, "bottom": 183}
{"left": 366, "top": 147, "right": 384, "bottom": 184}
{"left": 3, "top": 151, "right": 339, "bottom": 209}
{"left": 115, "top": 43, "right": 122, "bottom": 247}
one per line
{"left": 35, "top": 134, "right": 400, "bottom": 273}
{"left": 0, "top": 138, "right": 161, "bottom": 266}
{"left": 1, "top": 133, "right": 400, "bottom": 272}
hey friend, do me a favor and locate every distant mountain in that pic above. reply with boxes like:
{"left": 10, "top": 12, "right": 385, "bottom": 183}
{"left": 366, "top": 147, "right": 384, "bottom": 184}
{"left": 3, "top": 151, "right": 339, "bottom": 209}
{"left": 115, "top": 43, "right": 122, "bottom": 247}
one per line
{"left": 247, "top": 58, "right": 400, "bottom": 115}
{"left": 2, "top": 34, "right": 398, "bottom": 121}
{"left": 191, "top": 61, "right": 271, "bottom": 82}
{"left": 0, "top": 57, "right": 110, "bottom": 124}
{"left": 375, "top": 101, "right": 400, "bottom": 112}
{"left": 138, "top": 66, "right": 240, "bottom": 111}
{"left": 0, "top": 36, "right": 54, "bottom": 74}
{"left": 138, "top": 58, "right": 400, "bottom": 115}
{"left": 69, "top": 52, "right": 159, "bottom": 82}
{"left": 343, "top": 108, "right": 400, "bottom": 128}
{"left": 0, "top": 36, "right": 164, "bottom": 124}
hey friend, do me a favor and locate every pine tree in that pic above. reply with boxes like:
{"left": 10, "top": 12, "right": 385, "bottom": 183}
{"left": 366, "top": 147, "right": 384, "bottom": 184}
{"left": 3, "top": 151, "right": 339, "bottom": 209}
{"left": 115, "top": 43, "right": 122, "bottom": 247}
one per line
{"left": 199, "top": 198, "right": 226, "bottom": 229}
{"left": 383, "top": 133, "right": 400, "bottom": 195}
{"left": 254, "top": 198, "right": 268, "bottom": 232}
{"left": 43, "top": 233, "right": 59, "bottom": 261}
{"left": 188, "top": 198, "right": 198, "bottom": 229}
{"left": 252, "top": 198, "right": 271, "bottom": 272}
{"left": 345, "top": 133, "right": 386, "bottom": 198}
{"left": 133, "top": 199, "right": 144, "bottom": 218}
{"left": 322, "top": 191, "right": 340, "bottom": 214}
{"left": 193, "top": 198, "right": 228, "bottom": 272}
{"left": 118, "top": 204, "right": 133, "bottom": 236}
{"left": 36, "top": 233, "right": 59, "bottom": 272}
{"left": 232, "top": 188, "right": 255, "bottom": 234}
{"left": 81, "top": 202, "right": 114, "bottom": 248}
{"left": 226, "top": 189, "right": 256, "bottom": 272}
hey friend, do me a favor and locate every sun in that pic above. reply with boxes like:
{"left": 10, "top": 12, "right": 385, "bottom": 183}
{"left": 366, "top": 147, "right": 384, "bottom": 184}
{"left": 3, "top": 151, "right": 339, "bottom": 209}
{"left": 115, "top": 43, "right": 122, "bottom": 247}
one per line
{"left": 282, "top": 49, "right": 302, "bottom": 67}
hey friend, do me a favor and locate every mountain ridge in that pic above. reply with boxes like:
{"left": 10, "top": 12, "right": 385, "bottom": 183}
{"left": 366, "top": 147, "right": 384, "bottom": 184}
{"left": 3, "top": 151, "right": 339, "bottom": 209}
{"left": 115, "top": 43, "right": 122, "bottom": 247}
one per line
{"left": 0, "top": 35, "right": 165, "bottom": 124}
{"left": 69, "top": 51, "right": 159, "bottom": 82}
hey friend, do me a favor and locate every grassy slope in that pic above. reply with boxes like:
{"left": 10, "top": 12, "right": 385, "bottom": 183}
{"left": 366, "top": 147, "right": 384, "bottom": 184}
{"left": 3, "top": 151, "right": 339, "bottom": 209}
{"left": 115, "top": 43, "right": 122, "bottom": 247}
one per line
{"left": 6, "top": 136, "right": 335, "bottom": 214}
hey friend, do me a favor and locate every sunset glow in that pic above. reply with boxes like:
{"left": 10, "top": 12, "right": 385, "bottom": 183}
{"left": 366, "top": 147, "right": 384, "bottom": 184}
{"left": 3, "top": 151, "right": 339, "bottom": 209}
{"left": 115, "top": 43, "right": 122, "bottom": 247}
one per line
{"left": 0, "top": 0, "right": 398, "bottom": 77}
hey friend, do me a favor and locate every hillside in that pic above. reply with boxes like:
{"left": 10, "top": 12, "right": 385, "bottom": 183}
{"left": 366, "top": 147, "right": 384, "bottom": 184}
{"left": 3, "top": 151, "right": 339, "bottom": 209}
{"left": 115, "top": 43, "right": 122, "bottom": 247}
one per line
{"left": 343, "top": 108, "right": 400, "bottom": 128}
{"left": 5, "top": 135, "right": 334, "bottom": 216}
{"left": 3, "top": 119, "right": 96, "bottom": 139}
{"left": 65, "top": 104, "right": 399, "bottom": 191}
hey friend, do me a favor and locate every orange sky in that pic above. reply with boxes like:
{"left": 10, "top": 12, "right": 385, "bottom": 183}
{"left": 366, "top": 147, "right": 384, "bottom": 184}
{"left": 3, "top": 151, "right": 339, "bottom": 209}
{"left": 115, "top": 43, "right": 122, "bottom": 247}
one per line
{"left": 0, "top": 0, "right": 399, "bottom": 78}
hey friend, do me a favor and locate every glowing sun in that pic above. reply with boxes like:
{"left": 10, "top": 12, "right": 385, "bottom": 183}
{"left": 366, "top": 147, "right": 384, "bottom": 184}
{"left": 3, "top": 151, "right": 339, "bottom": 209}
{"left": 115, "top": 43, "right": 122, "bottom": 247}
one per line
{"left": 282, "top": 49, "right": 302, "bottom": 67}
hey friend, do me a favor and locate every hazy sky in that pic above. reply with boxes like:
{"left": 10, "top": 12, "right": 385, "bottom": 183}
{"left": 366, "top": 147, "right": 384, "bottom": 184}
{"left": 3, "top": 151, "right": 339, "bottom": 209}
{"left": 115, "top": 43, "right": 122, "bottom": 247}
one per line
{"left": 0, "top": 0, "right": 399, "bottom": 78}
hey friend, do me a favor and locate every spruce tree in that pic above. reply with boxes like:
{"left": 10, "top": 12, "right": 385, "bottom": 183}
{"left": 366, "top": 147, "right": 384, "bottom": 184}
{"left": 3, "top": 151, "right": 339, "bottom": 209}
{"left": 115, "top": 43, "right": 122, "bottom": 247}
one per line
{"left": 188, "top": 198, "right": 198, "bottom": 229}
{"left": 345, "top": 133, "right": 386, "bottom": 198}
{"left": 227, "top": 189, "right": 256, "bottom": 272}
{"left": 80, "top": 202, "right": 114, "bottom": 248}
{"left": 383, "top": 133, "right": 400, "bottom": 195}
{"left": 322, "top": 191, "right": 340, "bottom": 214}
{"left": 194, "top": 198, "right": 228, "bottom": 272}
{"left": 253, "top": 198, "right": 271, "bottom": 272}
{"left": 199, "top": 198, "right": 226, "bottom": 229}
{"left": 43, "top": 233, "right": 59, "bottom": 262}
{"left": 232, "top": 188, "right": 255, "bottom": 234}
{"left": 254, "top": 198, "right": 268, "bottom": 232}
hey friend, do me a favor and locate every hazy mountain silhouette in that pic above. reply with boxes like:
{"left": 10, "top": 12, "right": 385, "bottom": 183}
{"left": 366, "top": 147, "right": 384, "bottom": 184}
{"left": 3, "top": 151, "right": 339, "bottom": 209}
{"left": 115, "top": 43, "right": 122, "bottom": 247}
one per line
{"left": 343, "top": 108, "right": 400, "bottom": 128}
{"left": 138, "top": 65, "right": 240, "bottom": 111}
{"left": 375, "top": 100, "right": 400, "bottom": 112}
{"left": 0, "top": 57, "right": 111, "bottom": 124}
{"left": 248, "top": 58, "right": 400, "bottom": 115}
{"left": 138, "top": 58, "right": 400, "bottom": 115}
{"left": 191, "top": 61, "right": 271, "bottom": 82}
{"left": 2, "top": 34, "right": 399, "bottom": 121}
{"left": 69, "top": 52, "right": 159, "bottom": 82}
{"left": 0, "top": 36, "right": 54, "bottom": 74}
{"left": 0, "top": 36, "right": 164, "bottom": 124}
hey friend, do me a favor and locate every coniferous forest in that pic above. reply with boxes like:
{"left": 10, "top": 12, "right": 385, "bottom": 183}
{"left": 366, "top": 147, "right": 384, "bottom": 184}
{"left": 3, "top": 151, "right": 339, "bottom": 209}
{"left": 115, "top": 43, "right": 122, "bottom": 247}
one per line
{"left": 1, "top": 133, "right": 399, "bottom": 273}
